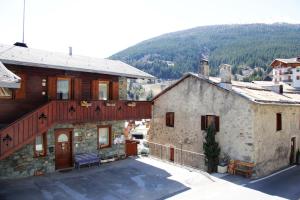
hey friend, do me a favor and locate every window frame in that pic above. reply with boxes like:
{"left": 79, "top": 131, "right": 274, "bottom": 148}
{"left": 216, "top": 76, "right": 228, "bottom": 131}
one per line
{"left": 97, "top": 125, "right": 112, "bottom": 149}
{"left": 201, "top": 115, "right": 220, "bottom": 132}
{"left": 0, "top": 87, "right": 13, "bottom": 99}
{"left": 34, "top": 133, "right": 47, "bottom": 157}
{"left": 166, "top": 112, "right": 175, "bottom": 127}
{"left": 98, "top": 81, "right": 110, "bottom": 100}
{"left": 56, "top": 77, "right": 71, "bottom": 100}
{"left": 276, "top": 113, "right": 282, "bottom": 131}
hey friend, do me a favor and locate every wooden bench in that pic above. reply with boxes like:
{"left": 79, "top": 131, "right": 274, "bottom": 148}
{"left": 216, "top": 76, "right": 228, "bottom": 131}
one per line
{"left": 74, "top": 153, "right": 101, "bottom": 169}
{"left": 233, "top": 160, "right": 255, "bottom": 178}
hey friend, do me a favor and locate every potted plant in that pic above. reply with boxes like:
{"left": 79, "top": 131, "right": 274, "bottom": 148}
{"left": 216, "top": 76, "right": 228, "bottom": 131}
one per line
{"left": 217, "top": 153, "right": 230, "bottom": 173}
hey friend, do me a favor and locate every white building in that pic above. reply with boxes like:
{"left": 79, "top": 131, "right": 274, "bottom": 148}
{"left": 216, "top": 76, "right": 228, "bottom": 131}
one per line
{"left": 271, "top": 56, "right": 300, "bottom": 88}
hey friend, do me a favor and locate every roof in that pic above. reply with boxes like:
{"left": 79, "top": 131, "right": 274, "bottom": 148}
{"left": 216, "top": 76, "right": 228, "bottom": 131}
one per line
{"left": 270, "top": 58, "right": 300, "bottom": 67}
{"left": 0, "top": 61, "right": 20, "bottom": 88}
{"left": 0, "top": 44, "right": 154, "bottom": 79}
{"left": 152, "top": 72, "right": 300, "bottom": 105}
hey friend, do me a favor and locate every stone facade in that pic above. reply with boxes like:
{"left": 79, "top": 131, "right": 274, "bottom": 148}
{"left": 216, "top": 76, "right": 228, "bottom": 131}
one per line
{"left": 0, "top": 131, "right": 55, "bottom": 179}
{"left": 0, "top": 121, "right": 125, "bottom": 179}
{"left": 253, "top": 104, "right": 300, "bottom": 176}
{"left": 119, "top": 77, "right": 127, "bottom": 100}
{"left": 149, "top": 75, "right": 300, "bottom": 177}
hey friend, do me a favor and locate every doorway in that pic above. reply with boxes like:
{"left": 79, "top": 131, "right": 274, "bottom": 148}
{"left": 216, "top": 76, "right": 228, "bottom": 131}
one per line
{"left": 170, "top": 146, "right": 174, "bottom": 162}
{"left": 290, "top": 137, "right": 296, "bottom": 165}
{"left": 55, "top": 129, "right": 73, "bottom": 170}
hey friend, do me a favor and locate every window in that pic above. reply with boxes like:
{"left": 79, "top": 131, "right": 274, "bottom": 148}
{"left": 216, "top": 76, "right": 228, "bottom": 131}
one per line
{"left": 297, "top": 76, "right": 300, "bottom": 80}
{"left": 297, "top": 68, "right": 300, "bottom": 72}
{"left": 288, "top": 76, "right": 291, "bottom": 81}
{"left": 276, "top": 113, "right": 282, "bottom": 131}
{"left": 201, "top": 115, "right": 220, "bottom": 132}
{"left": 34, "top": 133, "right": 47, "bottom": 157}
{"left": 0, "top": 87, "right": 12, "bottom": 99}
{"left": 57, "top": 78, "right": 70, "bottom": 100}
{"left": 99, "top": 81, "right": 109, "bottom": 100}
{"left": 98, "top": 125, "right": 111, "bottom": 148}
{"left": 166, "top": 112, "right": 175, "bottom": 127}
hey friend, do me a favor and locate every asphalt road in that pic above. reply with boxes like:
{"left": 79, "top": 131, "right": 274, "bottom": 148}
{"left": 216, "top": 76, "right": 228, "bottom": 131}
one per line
{"left": 245, "top": 166, "right": 300, "bottom": 200}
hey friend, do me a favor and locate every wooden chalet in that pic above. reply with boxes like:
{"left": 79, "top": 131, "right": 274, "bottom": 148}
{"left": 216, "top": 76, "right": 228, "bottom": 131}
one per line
{"left": 0, "top": 44, "right": 153, "bottom": 178}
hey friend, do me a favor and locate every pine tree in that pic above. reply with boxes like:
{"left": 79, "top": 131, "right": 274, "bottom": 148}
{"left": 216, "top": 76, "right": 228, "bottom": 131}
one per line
{"left": 203, "top": 125, "right": 220, "bottom": 173}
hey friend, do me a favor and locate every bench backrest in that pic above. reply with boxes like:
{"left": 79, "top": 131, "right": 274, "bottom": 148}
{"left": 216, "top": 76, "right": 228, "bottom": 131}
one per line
{"left": 235, "top": 160, "right": 255, "bottom": 168}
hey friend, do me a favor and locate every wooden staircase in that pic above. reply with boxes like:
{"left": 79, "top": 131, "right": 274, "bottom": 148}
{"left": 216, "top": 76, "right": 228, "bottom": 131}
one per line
{"left": 0, "top": 100, "right": 152, "bottom": 160}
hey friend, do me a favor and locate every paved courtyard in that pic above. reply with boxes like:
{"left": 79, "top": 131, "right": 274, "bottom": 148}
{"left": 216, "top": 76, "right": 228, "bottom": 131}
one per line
{"left": 0, "top": 157, "right": 295, "bottom": 200}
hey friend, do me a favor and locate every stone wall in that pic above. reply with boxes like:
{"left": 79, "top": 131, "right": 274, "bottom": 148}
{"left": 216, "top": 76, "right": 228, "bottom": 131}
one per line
{"left": 119, "top": 77, "right": 127, "bottom": 100}
{"left": 253, "top": 104, "right": 300, "bottom": 176}
{"left": 149, "top": 76, "right": 255, "bottom": 171}
{"left": 0, "top": 121, "right": 125, "bottom": 179}
{"left": 0, "top": 131, "right": 55, "bottom": 179}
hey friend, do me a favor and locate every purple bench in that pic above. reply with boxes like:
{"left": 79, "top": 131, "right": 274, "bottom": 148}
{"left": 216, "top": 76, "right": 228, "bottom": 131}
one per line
{"left": 75, "top": 153, "right": 101, "bottom": 169}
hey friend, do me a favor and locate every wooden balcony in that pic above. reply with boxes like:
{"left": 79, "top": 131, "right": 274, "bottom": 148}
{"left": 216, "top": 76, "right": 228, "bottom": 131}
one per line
{"left": 0, "top": 100, "right": 152, "bottom": 160}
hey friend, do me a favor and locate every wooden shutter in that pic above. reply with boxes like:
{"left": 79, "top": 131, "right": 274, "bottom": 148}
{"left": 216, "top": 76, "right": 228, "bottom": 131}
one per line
{"left": 111, "top": 80, "right": 119, "bottom": 100}
{"left": 215, "top": 116, "right": 220, "bottom": 132}
{"left": 73, "top": 78, "right": 82, "bottom": 100}
{"left": 166, "top": 113, "right": 170, "bottom": 126}
{"left": 15, "top": 73, "right": 26, "bottom": 99}
{"left": 91, "top": 80, "right": 99, "bottom": 100}
{"left": 201, "top": 116, "right": 206, "bottom": 130}
{"left": 276, "top": 113, "right": 282, "bottom": 131}
{"left": 171, "top": 112, "right": 174, "bottom": 127}
{"left": 47, "top": 77, "right": 57, "bottom": 100}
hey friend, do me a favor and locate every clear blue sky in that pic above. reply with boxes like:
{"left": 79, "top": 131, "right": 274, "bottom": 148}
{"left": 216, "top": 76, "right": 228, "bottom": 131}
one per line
{"left": 0, "top": 0, "right": 299, "bottom": 58}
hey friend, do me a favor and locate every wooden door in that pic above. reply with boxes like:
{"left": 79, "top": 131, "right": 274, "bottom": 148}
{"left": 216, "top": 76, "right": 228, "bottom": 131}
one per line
{"left": 170, "top": 146, "right": 174, "bottom": 162}
{"left": 290, "top": 137, "right": 296, "bottom": 165}
{"left": 55, "top": 129, "right": 73, "bottom": 169}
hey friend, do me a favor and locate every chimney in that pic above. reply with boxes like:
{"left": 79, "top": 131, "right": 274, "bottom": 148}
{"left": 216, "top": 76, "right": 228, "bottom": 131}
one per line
{"left": 199, "top": 58, "right": 209, "bottom": 79}
{"left": 270, "top": 84, "right": 283, "bottom": 94}
{"left": 219, "top": 64, "right": 232, "bottom": 90}
{"left": 69, "top": 47, "right": 72, "bottom": 56}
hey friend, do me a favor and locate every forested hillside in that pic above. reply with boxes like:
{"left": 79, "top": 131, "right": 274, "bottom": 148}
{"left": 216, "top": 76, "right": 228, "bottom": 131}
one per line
{"left": 110, "top": 23, "right": 300, "bottom": 80}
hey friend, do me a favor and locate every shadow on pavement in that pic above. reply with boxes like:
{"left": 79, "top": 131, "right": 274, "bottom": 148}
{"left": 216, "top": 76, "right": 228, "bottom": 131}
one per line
{"left": 0, "top": 157, "right": 190, "bottom": 200}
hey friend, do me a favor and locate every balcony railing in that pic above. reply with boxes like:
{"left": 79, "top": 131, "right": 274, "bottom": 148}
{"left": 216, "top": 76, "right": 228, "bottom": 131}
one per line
{"left": 0, "top": 100, "right": 152, "bottom": 160}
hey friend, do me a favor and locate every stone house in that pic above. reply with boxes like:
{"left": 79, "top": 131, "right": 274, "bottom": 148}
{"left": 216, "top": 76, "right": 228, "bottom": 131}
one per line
{"left": 149, "top": 61, "right": 300, "bottom": 177}
{"left": 0, "top": 43, "right": 153, "bottom": 179}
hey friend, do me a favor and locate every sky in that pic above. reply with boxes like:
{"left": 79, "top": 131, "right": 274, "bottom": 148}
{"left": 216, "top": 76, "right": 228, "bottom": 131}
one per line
{"left": 0, "top": 0, "right": 299, "bottom": 58}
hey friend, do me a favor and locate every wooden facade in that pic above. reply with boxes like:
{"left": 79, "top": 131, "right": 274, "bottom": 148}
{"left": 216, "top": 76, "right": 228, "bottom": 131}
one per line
{"left": 0, "top": 64, "right": 152, "bottom": 160}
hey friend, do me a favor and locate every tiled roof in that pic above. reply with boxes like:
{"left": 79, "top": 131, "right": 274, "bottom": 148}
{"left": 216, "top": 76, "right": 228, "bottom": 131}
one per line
{"left": 0, "top": 44, "right": 154, "bottom": 79}
{"left": 152, "top": 72, "right": 300, "bottom": 105}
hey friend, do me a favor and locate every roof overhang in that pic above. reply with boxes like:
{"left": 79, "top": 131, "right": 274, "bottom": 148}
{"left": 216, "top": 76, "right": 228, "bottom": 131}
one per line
{"left": 0, "top": 61, "right": 21, "bottom": 88}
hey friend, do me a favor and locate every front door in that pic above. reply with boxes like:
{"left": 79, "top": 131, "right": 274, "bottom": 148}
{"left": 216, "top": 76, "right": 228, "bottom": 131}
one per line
{"left": 55, "top": 129, "right": 73, "bottom": 169}
{"left": 290, "top": 137, "right": 296, "bottom": 165}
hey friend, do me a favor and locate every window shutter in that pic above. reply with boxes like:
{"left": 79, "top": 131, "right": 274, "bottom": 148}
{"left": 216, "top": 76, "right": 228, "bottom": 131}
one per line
{"left": 215, "top": 116, "right": 220, "bottom": 132}
{"left": 171, "top": 113, "right": 174, "bottom": 127}
{"left": 91, "top": 80, "right": 99, "bottom": 100}
{"left": 73, "top": 78, "right": 82, "bottom": 100}
{"left": 47, "top": 77, "right": 57, "bottom": 100}
{"left": 112, "top": 80, "right": 119, "bottom": 100}
{"left": 201, "top": 116, "right": 206, "bottom": 130}
{"left": 15, "top": 73, "right": 26, "bottom": 99}
{"left": 276, "top": 113, "right": 282, "bottom": 131}
{"left": 109, "top": 81, "right": 113, "bottom": 100}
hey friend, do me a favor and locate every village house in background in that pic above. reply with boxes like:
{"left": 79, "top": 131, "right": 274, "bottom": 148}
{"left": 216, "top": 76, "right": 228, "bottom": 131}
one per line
{"left": 0, "top": 43, "right": 153, "bottom": 179}
{"left": 271, "top": 56, "right": 300, "bottom": 87}
{"left": 149, "top": 58, "right": 300, "bottom": 177}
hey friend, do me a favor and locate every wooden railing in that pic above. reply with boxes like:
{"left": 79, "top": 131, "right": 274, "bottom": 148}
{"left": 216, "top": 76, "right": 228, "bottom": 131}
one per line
{"left": 0, "top": 100, "right": 152, "bottom": 160}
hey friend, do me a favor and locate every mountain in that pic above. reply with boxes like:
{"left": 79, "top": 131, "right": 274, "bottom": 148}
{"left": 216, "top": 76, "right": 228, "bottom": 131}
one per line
{"left": 110, "top": 23, "right": 300, "bottom": 80}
